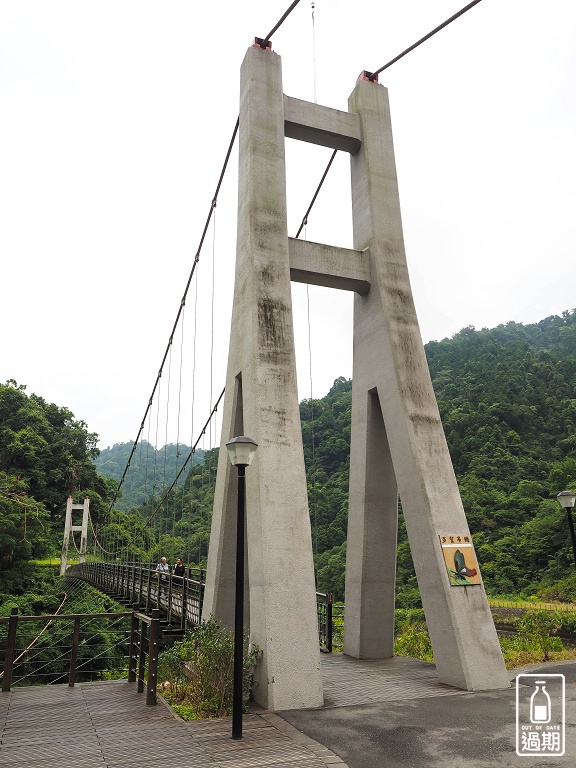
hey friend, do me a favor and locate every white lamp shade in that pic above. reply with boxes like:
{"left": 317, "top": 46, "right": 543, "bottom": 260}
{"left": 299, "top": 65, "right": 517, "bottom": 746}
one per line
{"left": 226, "top": 436, "right": 258, "bottom": 467}
{"left": 557, "top": 491, "right": 576, "bottom": 509}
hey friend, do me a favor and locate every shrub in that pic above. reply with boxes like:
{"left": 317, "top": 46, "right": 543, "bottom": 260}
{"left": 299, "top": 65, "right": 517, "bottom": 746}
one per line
{"left": 514, "top": 610, "right": 564, "bottom": 661}
{"left": 158, "top": 617, "right": 259, "bottom": 720}
{"left": 394, "top": 611, "right": 433, "bottom": 663}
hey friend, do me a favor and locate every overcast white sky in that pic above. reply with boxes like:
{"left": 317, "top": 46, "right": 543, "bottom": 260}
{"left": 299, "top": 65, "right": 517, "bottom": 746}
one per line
{"left": 2, "top": 1, "right": 575, "bottom": 450}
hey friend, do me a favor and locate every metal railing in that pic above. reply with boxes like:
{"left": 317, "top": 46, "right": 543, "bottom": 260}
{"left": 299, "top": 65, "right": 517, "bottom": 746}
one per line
{"left": 316, "top": 592, "right": 333, "bottom": 652}
{"left": 488, "top": 599, "right": 576, "bottom": 612}
{"left": 70, "top": 562, "right": 205, "bottom": 630}
{"left": 1, "top": 605, "right": 163, "bottom": 705}
{"left": 70, "top": 562, "right": 340, "bottom": 651}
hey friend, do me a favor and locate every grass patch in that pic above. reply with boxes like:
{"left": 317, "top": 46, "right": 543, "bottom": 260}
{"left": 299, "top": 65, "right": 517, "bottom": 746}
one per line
{"left": 392, "top": 609, "right": 576, "bottom": 669}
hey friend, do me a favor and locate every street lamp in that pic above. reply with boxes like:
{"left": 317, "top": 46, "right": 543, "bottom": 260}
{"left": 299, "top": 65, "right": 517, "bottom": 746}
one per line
{"left": 226, "top": 435, "right": 258, "bottom": 740}
{"left": 556, "top": 491, "right": 576, "bottom": 568}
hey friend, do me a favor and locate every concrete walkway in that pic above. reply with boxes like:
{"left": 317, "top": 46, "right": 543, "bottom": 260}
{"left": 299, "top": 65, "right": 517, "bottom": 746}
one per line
{"left": 280, "top": 656, "right": 576, "bottom": 768}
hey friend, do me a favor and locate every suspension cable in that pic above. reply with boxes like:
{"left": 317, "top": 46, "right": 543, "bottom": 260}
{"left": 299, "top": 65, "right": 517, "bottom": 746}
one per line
{"left": 295, "top": 149, "right": 338, "bottom": 239}
{"left": 88, "top": 387, "right": 226, "bottom": 556}
{"left": 139, "top": 387, "right": 225, "bottom": 534}
{"left": 260, "top": 0, "right": 303, "bottom": 48}
{"left": 369, "top": 0, "right": 483, "bottom": 80}
{"left": 311, "top": 1, "right": 317, "bottom": 104}
{"left": 104, "top": 117, "right": 239, "bottom": 516}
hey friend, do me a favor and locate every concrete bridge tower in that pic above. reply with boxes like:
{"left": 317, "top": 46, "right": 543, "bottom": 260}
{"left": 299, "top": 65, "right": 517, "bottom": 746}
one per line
{"left": 203, "top": 42, "right": 509, "bottom": 712}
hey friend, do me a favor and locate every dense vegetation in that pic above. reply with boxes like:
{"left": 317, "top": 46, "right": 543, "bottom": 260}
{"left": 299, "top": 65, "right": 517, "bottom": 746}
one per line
{"left": 158, "top": 619, "right": 258, "bottom": 720}
{"left": 95, "top": 441, "right": 204, "bottom": 511}
{"left": 393, "top": 607, "right": 576, "bottom": 668}
{"left": 2, "top": 308, "right": 576, "bottom": 618}
{"left": 306, "top": 310, "right": 576, "bottom": 602}
{"left": 0, "top": 380, "right": 116, "bottom": 566}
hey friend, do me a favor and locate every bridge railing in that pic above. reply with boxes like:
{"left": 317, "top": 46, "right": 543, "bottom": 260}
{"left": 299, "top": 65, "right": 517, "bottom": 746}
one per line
{"left": 70, "top": 562, "right": 340, "bottom": 650}
{"left": 70, "top": 562, "right": 205, "bottom": 630}
{"left": 1, "top": 605, "right": 163, "bottom": 705}
{"left": 316, "top": 592, "right": 333, "bottom": 652}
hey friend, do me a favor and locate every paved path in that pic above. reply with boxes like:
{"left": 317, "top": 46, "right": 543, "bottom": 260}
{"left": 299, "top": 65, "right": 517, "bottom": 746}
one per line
{"left": 320, "top": 653, "right": 468, "bottom": 707}
{"left": 0, "top": 680, "right": 345, "bottom": 768}
{"left": 281, "top": 657, "right": 576, "bottom": 768}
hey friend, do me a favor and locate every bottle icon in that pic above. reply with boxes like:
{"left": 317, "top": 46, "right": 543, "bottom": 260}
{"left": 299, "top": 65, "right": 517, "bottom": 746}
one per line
{"left": 530, "top": 681, "right": 551, "bottom": 723}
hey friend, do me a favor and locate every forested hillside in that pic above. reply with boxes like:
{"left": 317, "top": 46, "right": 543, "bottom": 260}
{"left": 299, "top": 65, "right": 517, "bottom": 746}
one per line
{"left": 2, "top": 308, "right": 576, "bottom": 611}
{"left": 95, "top": 441, "right": 204, "bottom": 511}
{"left": 304, "top": 310, "right": 576, "bottom": 602}
{"left": 0, "top": 380, "right": 116, "bottom": 566}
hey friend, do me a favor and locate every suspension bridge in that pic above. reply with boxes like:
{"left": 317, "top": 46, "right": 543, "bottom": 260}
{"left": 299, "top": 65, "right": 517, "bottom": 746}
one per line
{"left": 1, "top": 2, "right": 522, "bottom": 765}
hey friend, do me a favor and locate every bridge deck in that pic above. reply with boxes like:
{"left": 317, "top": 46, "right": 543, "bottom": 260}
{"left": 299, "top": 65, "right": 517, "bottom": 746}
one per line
{"left": 0, "top": 655, "right": 465, "bottom": 767}
{"left": 0, "top": 680, "right": 340, "bottom": 768}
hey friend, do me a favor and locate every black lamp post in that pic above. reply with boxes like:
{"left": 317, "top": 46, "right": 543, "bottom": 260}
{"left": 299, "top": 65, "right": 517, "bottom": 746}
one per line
{"left": 557, "top": 491, "right": 576, "bottom": 568}
{"left": 225, "top": 435, "right": 258, "bottom": 741}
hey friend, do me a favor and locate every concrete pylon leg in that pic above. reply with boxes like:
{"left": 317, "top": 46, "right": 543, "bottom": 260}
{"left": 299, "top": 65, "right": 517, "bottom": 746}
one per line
{"left": 203, "top": 45, "right": 323, "bottom": 711}
{"left": 345, "top": 388, "right": 398, "bottom": 658}
{"left": 203, "top": 376, "right": 249, "bottom": 629}
{"left": 79, "top": 497, "right": 89, "bottom": 563}
{"left": 60, "top": 496, "right": 73, "bottom": 575}
{"left": 346, "top": 77, "right": 509, "bottom": 690}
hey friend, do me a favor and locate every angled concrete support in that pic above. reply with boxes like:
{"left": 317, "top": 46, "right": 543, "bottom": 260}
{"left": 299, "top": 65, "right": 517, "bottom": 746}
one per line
{"left": 345, "top": 388, "right": 398, "bottom": 658}
{"left": 344, "top": 77, "right": 509, "bottom": 690}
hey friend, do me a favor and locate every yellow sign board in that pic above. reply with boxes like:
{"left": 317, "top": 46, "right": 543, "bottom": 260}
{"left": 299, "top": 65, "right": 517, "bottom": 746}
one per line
{"left": 439, "top": 534, "right": 482, "bottom": 586}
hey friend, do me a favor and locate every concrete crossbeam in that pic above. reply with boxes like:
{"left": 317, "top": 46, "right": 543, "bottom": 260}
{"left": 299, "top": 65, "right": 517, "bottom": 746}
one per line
{"left": 288, "top": 238, "right": 371, "bottom": 294}
{"left": 284, "top": 95, "right": 361, "bottom": 154}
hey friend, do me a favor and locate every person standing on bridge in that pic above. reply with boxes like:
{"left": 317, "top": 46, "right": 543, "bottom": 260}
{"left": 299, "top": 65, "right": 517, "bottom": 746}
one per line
{"left": 156, "top": 556, "right": 170, "bottom": 599}
{"left": 156, "top": 557, "right": 170, "bottom": 580}
{"left": 173, "top": 557, "right": 185, "bottom": 579}
{"left": 173, "top": 557, "right": 185, "bottom": 594}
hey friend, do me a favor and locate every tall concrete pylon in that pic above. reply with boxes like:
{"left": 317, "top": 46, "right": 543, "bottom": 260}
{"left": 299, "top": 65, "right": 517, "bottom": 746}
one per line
{"left": 203, "top": 43, "right": 509, "bottom": 711}
{"left": 60, "top": 495, "right": 90, "bottom": 575}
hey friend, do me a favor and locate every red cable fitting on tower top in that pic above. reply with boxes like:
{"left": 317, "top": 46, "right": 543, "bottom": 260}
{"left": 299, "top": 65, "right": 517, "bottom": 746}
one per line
{"left": 357, "top": 71, "right": 379, "bottom": 83}
{"left": 253, "top": 37, "right": 273, "bottom": 50}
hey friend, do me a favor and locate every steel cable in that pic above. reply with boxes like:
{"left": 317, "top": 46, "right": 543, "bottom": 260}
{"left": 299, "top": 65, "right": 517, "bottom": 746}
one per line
{"left": 104, "top": 118, "right": 239, "bottom": 517}
{"left": 261, "top": 0, "right": 303, "bottom": 47}
{"left": 369, "top": 0, "right": 483, "bottom": 80}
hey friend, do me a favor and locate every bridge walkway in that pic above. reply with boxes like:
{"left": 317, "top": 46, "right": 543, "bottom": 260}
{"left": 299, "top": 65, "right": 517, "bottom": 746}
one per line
{"left": 0, "top": 679, "right": 343, "bottom": 768}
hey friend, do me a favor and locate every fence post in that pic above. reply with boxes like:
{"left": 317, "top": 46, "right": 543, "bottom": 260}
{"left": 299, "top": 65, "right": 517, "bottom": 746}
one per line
{"left": 199, "top": 567, "right": 204, "bottom": 613}
{"left": 166, "top": 571, "right": 173, "bottom": 624}
{"left": 138, "top": 563, "right": 144, "bottom": 607}
{"left": 131, "top": 562, "right": 137, "bottom": 603}
{"left": 146, "top": 566, "right": 152, "bottom": 611}
{"left": 128, "top": 605, "right": 140, "bottom": 683}
{"left": 2, "top": 607, "right": 19, "bottom": 692}
{"left": 181, "top": 570, "right": 188, "bottom": 631}
{"left": 137, "top": 619, "right": 147, "bottom": 694}
{"left": 326, "top": 593, "right": 333, "bottom": 653}
{"left": 146, "top": 609, "right": 160, "bottom": 705}
{"left": 68, "top": 617, "right": 81, "bottom": 686}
